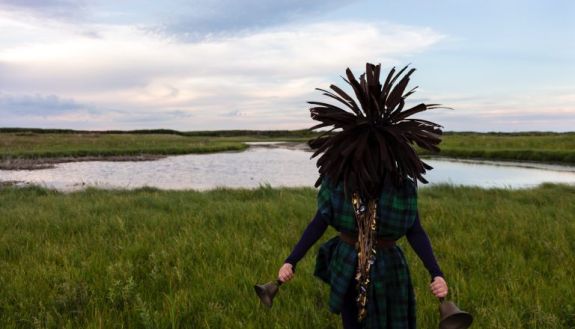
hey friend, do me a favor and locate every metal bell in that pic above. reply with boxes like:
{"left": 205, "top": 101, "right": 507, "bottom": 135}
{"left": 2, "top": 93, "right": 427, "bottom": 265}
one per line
{"left": 438, "top": 298, "right": 473, "bottom": 329}
{"left": 254, "top": 280, "right": 282, "bottom": 308}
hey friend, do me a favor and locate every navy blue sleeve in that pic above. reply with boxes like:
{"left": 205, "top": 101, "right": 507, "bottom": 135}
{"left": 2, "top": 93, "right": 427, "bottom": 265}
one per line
{"left": 406, "top": 211, "right": 444, "bottom": 279}
{"left": 284, "top": 209, "right": 329, "bottom": 271}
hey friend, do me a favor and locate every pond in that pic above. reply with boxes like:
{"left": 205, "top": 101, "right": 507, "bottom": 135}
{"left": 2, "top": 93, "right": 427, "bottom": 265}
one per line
{"left": 1, "top": 143, "right": 575, "bottom": 191}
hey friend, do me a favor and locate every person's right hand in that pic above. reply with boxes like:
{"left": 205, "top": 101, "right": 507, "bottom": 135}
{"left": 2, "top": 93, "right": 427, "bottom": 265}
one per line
{"left": 278, "top": 263, "right": 294, "bottom": 283}
{"left": 430, "top": 276, "right": 448, "bottom": 298}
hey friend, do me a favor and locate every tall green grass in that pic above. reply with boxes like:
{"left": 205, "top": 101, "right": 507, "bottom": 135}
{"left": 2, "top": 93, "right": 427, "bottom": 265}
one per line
{"left": 1, "top": 130, "right": 575, "bottom": 164}
{"left": 421, "top": 132, "right": 575, "bottom": 164}
{"left": 0, "top": 128, "right": 317, "bottom": 139}
{"left": 0, "top": 133, "right": 247, "bottom": 159}
{"left": 0, "top": 184, "right": 573, "bottom": 328}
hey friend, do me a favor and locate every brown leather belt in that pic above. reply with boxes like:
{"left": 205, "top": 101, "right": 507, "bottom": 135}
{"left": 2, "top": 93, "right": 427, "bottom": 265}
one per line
{"left": 340, "top": 231, "right": 396, "bottom": 249}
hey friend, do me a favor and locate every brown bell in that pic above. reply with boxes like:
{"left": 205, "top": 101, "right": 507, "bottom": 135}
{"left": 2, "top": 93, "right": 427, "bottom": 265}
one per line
{"left": 254, "top": 279, "right": 283, "bottom": 308}
{"left": 438, "top": 298, "right": 473, "bottom": 329}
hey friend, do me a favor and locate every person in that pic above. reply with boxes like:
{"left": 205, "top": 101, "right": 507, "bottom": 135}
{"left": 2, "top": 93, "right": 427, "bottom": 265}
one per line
{"left": 277, "top": 63, "right": 449, "bottom": 329}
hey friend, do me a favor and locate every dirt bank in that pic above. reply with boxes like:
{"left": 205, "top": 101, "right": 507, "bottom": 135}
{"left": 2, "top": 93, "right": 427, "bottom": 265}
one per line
{"left": 0, "top": 154, "right": 166, "bottom": 170}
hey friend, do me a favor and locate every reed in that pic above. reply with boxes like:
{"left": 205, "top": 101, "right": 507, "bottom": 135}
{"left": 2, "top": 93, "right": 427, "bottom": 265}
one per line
{"left": 0, "top": 183, "right": 573, "bottom": 328}
{"left": 422, "top": 132, "right": 575, "bottom": 164}
{"left": 1, "top": 131, "right": 574, "bottom": 165}
{"left": 0, "top": 133, "right": 248, "bottom": 159}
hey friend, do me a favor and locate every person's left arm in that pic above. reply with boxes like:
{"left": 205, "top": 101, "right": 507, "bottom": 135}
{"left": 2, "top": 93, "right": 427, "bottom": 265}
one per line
{"left": 278, "top": 209, "right": 329, "bottom": 283}
{"left": 283, "top": 209, "right": 329, "bottom": 270}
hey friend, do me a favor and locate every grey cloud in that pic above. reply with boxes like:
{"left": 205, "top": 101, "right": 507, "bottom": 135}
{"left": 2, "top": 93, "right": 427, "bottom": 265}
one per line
{"left": 1, "top": 0, "right": 357, "bottom": 37}
{"left": 78, "top": 30, "right": 102, "bottom": 39}
{"left": 152, "top": 0, "right": 358, "bottom": 39}
{"left": 0, "top": 62, "right": 160, "bottom": 94}
{"left": 223, "top": 110, "right": 255, "bottom": 117}
{"left": 0, "top": 93, "right": 197, "bottom": 128}
{"left": 477, "top": 112, "right": 575, "bottom": 121}
{"left": 0, "top": 0, "right": 87, "bottom": 20}
{"left": 114, "top": 110, "right": 193, "bottom": 123}
{"left": 0, "top": 93, "right": 85, "bottom": 115}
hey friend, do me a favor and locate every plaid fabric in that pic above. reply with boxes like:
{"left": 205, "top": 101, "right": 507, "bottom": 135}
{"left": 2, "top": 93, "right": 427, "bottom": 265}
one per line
{"left": 314, "top": 178, "right": 418, "bottom": 329}
{"left": 316, "top": 178, "right": 418, "bottom": 239}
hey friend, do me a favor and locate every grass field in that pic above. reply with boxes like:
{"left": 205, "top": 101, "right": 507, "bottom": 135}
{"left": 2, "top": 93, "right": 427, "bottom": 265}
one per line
{"left": 1, "top": 130, "right": 574, "bottom": 165}
{"left": 423, "top": 132, "right": 575, "bottom": 164}
{"left": 0, "top": 183, "right": 573, "bottom": 328}
{"left": 0, "top": 133, "right": 248, "bottom": 159}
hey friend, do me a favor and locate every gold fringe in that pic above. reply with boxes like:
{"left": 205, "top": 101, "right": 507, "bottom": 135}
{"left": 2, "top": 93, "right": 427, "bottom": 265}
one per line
{"left": 351, "top": 193, "right": 378, "bottom": 322}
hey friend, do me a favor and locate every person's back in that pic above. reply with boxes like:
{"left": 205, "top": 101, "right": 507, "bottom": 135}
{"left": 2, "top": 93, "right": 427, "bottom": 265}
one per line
{"left": 277, "top": 62, "right": 449, "bottom": 329}
{"left": 317, "top": 176, "right": 418, "bottom": 240}
{"left": 314, "top": 176, "right": 419, "bottom": 327}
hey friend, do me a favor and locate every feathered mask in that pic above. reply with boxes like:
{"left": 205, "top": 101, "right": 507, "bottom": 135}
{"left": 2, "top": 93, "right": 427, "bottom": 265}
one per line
{"left": 308, "top": 63, "right": 446, "bottom": 198}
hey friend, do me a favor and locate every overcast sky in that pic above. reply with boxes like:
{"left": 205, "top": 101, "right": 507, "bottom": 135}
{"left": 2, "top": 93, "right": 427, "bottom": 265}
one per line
{"left": 0, "top": 0, "right": 573, "bottom": 131}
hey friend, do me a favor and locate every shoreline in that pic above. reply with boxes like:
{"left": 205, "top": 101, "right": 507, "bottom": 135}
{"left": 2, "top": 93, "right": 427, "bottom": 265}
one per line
{"left": 2, "top": 141, "right": 575, "bottom": 171}
{"left": 420, "top": 155, "right": 575, "bottom": 172}
{"left": 0, "top": 142, "right": 308, "bottom": 170}
{"left": 0, "top": 154, "right": 167, "bottom": 170}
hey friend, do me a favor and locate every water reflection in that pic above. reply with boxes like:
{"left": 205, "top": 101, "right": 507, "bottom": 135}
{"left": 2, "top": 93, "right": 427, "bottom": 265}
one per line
{"left": 1, "top": 146, "right": 574, "bottom": 191}
{"left": 422, "top": 157, "right": 575, "bottom": 188}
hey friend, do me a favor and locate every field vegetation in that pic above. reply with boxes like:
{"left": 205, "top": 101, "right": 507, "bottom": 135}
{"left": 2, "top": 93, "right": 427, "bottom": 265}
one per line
{"left": 0, "top": 183, "right": 573, "bottom": 328}
{"left": 0, "top": 132, "right": 248, "bottom": 159}
{"left": 1, "top": 129, "right": 574, "bottom": 166}
{"left": 422, "top": 131, "right": 575, "bottom": 164}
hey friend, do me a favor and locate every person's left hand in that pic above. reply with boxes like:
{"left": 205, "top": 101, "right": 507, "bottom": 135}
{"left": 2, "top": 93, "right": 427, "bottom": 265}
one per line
{"left": 430, "top": 276, "right": 448, "bottom": 298}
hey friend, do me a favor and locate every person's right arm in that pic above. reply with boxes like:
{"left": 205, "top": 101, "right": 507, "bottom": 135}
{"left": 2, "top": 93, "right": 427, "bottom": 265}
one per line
{"left": 278, "top": 209, "right": 328, "bottom": 282}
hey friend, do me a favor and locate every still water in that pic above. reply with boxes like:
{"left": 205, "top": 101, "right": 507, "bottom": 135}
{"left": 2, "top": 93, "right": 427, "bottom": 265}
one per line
{"left": 1, "top": 144, "right": 575, "bottom": 191}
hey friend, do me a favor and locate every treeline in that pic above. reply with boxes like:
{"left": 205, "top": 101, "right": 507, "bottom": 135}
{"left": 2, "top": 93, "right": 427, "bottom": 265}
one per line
{"left": 0, "top": 127, "right": 318, "bottom": 138}
{"left": 1, "top": 127, "right": 573, "bottom": 137}
{"left": 0, "top": 128, "right": 187, "bottom": 135}
{"left": 442, "top": 131, "right": 575, "bottom": 136}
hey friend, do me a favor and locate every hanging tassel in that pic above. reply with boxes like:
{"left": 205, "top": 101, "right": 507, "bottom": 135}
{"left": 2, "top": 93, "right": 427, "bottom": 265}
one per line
{"left": 352, "top": 193, "right": 378, "bottom": 322}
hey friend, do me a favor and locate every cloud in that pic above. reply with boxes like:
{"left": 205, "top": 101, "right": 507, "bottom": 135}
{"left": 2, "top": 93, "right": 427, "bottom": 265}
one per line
{"left": 0, "top": 0, "right": 87, "bottom": 20}
{"left": 0, "top": 18, "right": 445, "bottom": 130}
{"left": 224, "top": 110, "right": 252, "bottom": 117}
{"left": 3, "top": 12, "right": 572, "bottom": 132}
{"left": 0, "top": 92, "right": 85, "bottom": 115}
{"left": 0, "top": 91, "right": 197, "bottom": 130}
{"left": 153, "top": 0, "right": 358, "bottom": 39}
{"left": 412, "top": 88, "right": 575, "bottom": 132}
{"left": 1, "top": 0, "right": 357, "bottom": 39}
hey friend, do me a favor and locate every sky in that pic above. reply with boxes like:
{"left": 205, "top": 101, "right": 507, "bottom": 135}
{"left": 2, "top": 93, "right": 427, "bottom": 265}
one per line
{"left": 0, "top": 0, "right": 573, "bottom": 132}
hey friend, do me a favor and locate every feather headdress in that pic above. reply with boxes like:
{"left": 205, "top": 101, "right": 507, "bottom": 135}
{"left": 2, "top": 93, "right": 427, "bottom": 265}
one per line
{"left": 308, "top": 63, "right": 446, "bottom": 198}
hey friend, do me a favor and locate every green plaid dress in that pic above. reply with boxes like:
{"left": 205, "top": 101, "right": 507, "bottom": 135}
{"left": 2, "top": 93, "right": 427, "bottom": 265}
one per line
{"left": 314, "top": 178, "right": 418, "bottom": 329}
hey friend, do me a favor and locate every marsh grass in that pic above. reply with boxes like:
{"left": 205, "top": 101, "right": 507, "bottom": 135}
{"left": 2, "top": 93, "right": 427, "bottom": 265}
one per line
{"left": 0, "top": 183, "right": 573, "bottom": 328}
{"left": 1, "top": 131, "right": 575, "bottom": 165}
{"left": 0, "top": 133, "right": 248, "bottom": 159}
{"left": 421, "top": 132, "right": 575, "bottom": 164}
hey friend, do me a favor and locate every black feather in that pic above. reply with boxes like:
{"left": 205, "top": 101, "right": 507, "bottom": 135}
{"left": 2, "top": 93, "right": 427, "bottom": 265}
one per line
{"left": 308, "top": 63, "right": 447, "bottom": 198}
